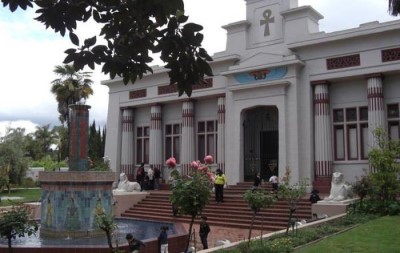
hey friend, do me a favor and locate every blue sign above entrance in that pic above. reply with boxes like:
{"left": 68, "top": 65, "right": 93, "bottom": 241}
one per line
{"left": 234, "top": 66, "right": 288, "bottom": 84}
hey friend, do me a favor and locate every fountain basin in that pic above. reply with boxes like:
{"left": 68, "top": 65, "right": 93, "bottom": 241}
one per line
{"left": 0, "top": 218, "right": 188, "bottom": 253}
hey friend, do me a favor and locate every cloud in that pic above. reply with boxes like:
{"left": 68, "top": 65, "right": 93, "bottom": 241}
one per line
{"left": 0, "top": 6, "right": 109, "bottom": 135}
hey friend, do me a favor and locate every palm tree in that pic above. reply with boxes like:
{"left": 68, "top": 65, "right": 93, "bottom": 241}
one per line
{"left": 34, "top": 124, "right": 56, "bottom": 156}
{"left": 50, "top": 64, "right": 94, "bottom": 127}
{"left": 389, "top": 0, "right": 400, "bottom": 16}
{"left": 50, "top": 65, "right": 94, "bottom": 160}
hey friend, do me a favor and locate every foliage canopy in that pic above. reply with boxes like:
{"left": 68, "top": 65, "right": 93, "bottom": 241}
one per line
{"left": 3, "top": 0, "right": 213, "bottom": 97}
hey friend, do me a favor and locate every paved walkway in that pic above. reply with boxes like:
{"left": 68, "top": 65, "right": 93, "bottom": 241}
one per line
{"left": 181, "top": 223, "right": 265, "bottom": 251}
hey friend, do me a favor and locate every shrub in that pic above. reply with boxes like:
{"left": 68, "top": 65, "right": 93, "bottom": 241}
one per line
{"left": 21, "top": 177, "right": 38, "bottom": 188}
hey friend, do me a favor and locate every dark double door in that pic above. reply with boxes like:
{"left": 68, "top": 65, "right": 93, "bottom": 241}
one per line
{"left": 260, "top": 130, "right": 278, "bottom": 180}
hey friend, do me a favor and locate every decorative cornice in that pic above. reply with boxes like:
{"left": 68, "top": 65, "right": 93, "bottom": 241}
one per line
{"left": 310, "top": 80, "right": 330, "bottom": 86}
{"left": 365, "top": 73, "right": 384, "bottom": 80}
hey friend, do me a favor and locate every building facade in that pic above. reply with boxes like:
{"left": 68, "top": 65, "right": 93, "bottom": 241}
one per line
{"left": 103, "top": 0, "right": 400, "bottom": 191}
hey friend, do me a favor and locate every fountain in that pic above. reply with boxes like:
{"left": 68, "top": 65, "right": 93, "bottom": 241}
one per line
{"left": 0, "top": 104, "right": 188, "bottom": 253}
{"left": 38, "top": 104, "right": 115, "bottom": 238}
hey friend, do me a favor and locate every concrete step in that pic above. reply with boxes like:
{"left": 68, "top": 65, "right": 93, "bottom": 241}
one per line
{"left": 120, "top": 182, "right": 313, "bottom": 232}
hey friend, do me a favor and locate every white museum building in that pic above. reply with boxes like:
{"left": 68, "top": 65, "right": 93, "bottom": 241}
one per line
{"left": 103, "top": 0, "right": 400, "bottom": 192}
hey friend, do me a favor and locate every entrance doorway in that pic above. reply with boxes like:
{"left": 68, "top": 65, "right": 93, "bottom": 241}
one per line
{"left": 243, "top": 106, "right": 278, "bottom": 181}
{"left": 260, "top": 130, "right": 278, "bottom": 180}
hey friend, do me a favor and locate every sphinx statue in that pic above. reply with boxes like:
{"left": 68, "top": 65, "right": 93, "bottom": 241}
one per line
{"left": 115, "top": 172, "right": 141, "bottom": 192}
{"left": 324, "top": 172, "right": 353, "bottom": 201}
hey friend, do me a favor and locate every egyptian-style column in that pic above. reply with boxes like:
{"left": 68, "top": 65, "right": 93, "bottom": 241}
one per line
{"left": 149, "top": 105, "right": 163, "bottom": 170}
{"left": 181, "top": 101, "right": 195, "bottom": 175}
{"left": 367, "top": 74, "right": 385, "bottom": 172}
{"left": 313, "top": 81, "right": 333, "bottom": 178}
{"left": 367, "top": 74, "right": 385, "bottom": 149}
{"left": 120, "top": 108, "right": 135, "bottom": 178}
{"left": 217, "top": 97, "right": 226, "bottom": 172}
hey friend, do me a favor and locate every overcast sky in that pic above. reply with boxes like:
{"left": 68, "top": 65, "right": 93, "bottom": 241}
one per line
{"left": 0, "top": 0, "right": 398, "bottom": 137}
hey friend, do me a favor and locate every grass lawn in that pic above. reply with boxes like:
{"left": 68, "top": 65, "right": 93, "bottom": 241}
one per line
{"left": 294, "top": 216, "right": 400, "bottom": 253}
{"left": 0, "top": 188, "right": 42, "bottom": 207}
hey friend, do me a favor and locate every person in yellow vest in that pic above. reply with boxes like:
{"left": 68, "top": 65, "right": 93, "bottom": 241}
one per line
{"left": 214, "top": 169, "right": 227, "bottom": 203}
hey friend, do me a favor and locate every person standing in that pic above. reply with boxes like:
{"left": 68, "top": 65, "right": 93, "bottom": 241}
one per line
{"left": 269, "top": 175, "right": 279, "bottom": 193}
{"left": 136, "top": 163, "right": 145, "bottom": 191}
{"left": 158, "top": 226, "right": 169, "bottom": 253}
{"left": 252, "top": 172, "right": 262, "bottom": 192}
{"left": 154, "top": 166, "right": 161, "bottom": 190}
{"left": 148, "top": 165, "right": 154, "bottom": 190}
{"left": 126, "top": 233, "right": 145, "bottom": 253}
{"left": 214, "top": 169, "right": 227, "bottom": 203}
{"left": 199, "top": 215, "right": 210, "bottom": 249}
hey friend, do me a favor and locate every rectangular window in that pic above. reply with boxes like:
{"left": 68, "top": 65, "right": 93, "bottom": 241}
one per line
{"left": 347, "top": 125, "right": 358, "bottom": 160}
{"left": 334, "top": 126, "right": 345, "bottom": 160}
{"left": 136, "top": 126, "right": 149, "bottom": 164}
{"left": 197, "top": 120, "right": 217, "bottom": 162}
{"left": 387, "top": 104, "right": 400, "bottom": 141}
{"left": 165, "top": 123, "right": 181, "bottom": 163}
{"left": 333, "top": 106, "right": 368, "bottom": 161}
{"left": 361, "top": 124, "right": 369, "bottom": 159}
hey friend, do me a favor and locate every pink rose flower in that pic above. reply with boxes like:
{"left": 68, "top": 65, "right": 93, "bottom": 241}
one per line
{"left": 191, "top": 160, "right": 199, "bottom": 169}
{"left": 199, "top": 166, "right": 208, "bottom": 173}
{"left": 166, "top": 157, "right": 177, "bottom": 168}
{"left": 207, "top": 172, "right": 215, "bottom": 182}
{"left": 204, "top": 155, "right": 213, "bottom": 164}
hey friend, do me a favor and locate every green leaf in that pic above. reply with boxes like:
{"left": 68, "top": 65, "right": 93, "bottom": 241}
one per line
{"left": 64, "top": 48, "right": 77, "bottom": 54}
{"left": 84, "top": 36, "right": 97, "bottom": 48}
{"left": 183, "top": 23, "right": 203, "bottom": 32}
{"left": 63, "top": 53, "right": 75, "bottom": 64}
{"left": 177, "top": 14, "right": 189, "bottom": 23}
{"left": 93, "top": 10, "right": 101, "bottom": 22}
{"left": 197, "top": 58, "right": 213, "bottom": 77}
{"left": 69, "top": 32, "right": 80, "bottom": 46}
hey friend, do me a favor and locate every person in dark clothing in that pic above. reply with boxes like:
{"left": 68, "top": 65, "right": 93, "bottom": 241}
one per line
{"left": 309, "top": 189, "right": 321, "bottom": 204}
{"left": 126, "top": 233, "right": 145, "bottom": 253}
{"left": 158, "top": 226, "right": 169, "bottom": 253}
{"left": 154, "top": 166, "right": 161, "bottom": 190}
{"left": 252, "top": 172, "right": 262, "bottom": 192}
{"left": 136, "top": 163, "right": 145, "bottom": 191}
{"left": 199, "top": 215, "right": 211, "bottom": 249}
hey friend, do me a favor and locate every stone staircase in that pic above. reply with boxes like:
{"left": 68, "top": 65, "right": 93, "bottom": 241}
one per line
{"left": 121, "top": 182, "right": 312, "bottom": 232}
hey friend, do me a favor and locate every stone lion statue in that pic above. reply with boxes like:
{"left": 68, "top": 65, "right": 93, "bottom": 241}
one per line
{"left": 115, "top": 172, "right": 141, "bottom": 192}
{"left": 324, "top": 172, "right": 353, "bottom": 201}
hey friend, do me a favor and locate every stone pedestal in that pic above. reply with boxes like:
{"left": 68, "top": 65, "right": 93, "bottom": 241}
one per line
{"left": 112, "top": 191, "right": 149, "bottom": 217}
{"left": 312, "top": 198, "right": 358, "bottom": 217}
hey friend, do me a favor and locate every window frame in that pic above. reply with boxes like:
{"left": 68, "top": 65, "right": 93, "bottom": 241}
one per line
{"left": 332, "top": 106, "right": 368, "bottom": 161}
{"left": 136, "top": 125, "right": 150, "bottom": 164}
{"left": 164, "top": 123, "right": 181, "bottom": 163}
{"left": 197, "top": 120, "right": 218, "bottom": 162}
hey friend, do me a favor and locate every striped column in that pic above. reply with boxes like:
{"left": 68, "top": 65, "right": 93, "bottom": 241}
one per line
{"left": 181, "top": 101, "right": 195, "bottom": 175}
{"left": 149, "top": 105, "right": 163, "bottom": 170}
{"left": 367, "top": 74, "right": 385, "bottom": 172}
{"left": 217, "top": 97, "right": 226, "bottom": 172}
{"left": 120, "top": 108, "right": 135, "bottom": 178}
{"left": 367, "top": 74, "right": 385, "bottom": 149}
{"left": 313, "top": 81, "right": 333, "bottom": 177}
{"left": 69, "top": 104, "right": 91, "bottom": 171}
